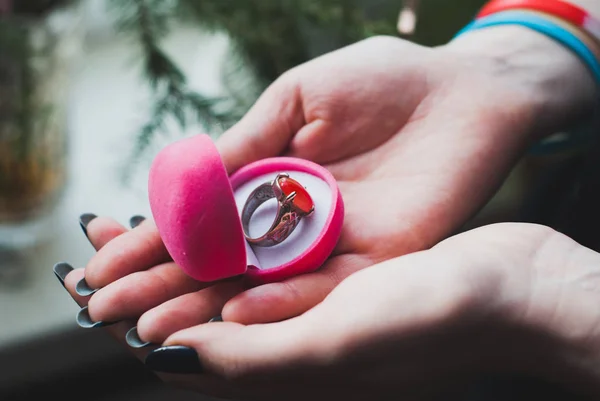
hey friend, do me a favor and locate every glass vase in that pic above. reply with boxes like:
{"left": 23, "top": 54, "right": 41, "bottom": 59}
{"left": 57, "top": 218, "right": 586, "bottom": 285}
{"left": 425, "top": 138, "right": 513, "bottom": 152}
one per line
{"left": 0, "top": 5, "right": 81, "bottom": 249}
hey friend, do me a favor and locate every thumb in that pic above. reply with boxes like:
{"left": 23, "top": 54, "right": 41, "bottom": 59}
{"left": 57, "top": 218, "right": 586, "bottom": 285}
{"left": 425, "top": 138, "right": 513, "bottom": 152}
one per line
{"left": 216, "top": 73, "right": 305, "bottom": 174}
{"left": 144, "top": 317, "right": 323, "bottom": 381}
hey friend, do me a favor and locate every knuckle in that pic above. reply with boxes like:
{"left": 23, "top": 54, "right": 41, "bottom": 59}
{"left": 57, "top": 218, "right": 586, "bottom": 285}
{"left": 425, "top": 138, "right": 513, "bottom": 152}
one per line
{"left": 363, "top": 34, "right": 399, "bottom": 47}
{"left": 85, "top": 294, "right": 106, "bottom": 322}
{"left": 137, "top": 312, "right": 165, "bottom": 344}
{"left": 212, "top": 355, "right": 257, "bottom": 383}
{"left": 269, "top": 66, "right": 301, "bottom": 95}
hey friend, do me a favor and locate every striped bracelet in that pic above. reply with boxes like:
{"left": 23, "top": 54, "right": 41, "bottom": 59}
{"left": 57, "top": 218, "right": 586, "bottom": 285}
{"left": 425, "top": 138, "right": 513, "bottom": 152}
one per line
{"left": 454, "top": 10, "right": 600, "bottom": 84}
{"left": 477, "top": 0, "right": 600, "bottom": 43}
{"left": 454, "top": 7, "right": 600, "bottom": 153}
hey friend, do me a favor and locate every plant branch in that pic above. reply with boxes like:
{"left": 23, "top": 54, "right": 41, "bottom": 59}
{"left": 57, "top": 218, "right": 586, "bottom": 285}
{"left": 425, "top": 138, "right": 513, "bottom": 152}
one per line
{"left": 109, "top": 0, "right": 239, "bottom": 183}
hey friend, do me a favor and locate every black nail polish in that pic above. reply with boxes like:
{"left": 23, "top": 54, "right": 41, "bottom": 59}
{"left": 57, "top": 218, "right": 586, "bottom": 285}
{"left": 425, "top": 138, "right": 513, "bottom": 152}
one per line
{"left": 126, "top": 327, "right": 152, "bottom": 348}
{"left": 79, "top": 213, "right": 97, "bottom": 237}
{"left": 76, "top": 306, "right": 114, "bottom": 329}
{"left": 209, "top": 315, "right": 223, "bottom": 323}
{"left": 75, "top": 278, "right": 98, "bottom": 296}
{"left": 53, "top": 262, "right": 73, "bottom": 287}
{"left": 145, "top": 346, "right": 202, "bottom": 374}
{"left": 129, "top": 215, "right": 146, "bottom": 229}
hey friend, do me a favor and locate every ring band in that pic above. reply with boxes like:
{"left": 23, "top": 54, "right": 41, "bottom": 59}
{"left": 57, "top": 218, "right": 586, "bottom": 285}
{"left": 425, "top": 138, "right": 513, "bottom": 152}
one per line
{"left": 242, "top": 173, "right": 315, "bottom": 247}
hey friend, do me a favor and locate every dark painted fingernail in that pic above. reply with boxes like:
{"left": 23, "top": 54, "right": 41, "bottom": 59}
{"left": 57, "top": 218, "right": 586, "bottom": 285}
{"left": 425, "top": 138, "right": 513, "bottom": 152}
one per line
{"left": 79, "top": 213, "right": 97, "bottom": 237}
{"left": 129, "top": 215, "right": 146, "bottom": 229}
{"left": 208, "top": 315, "right": 223, "bottom": 322}
{"left": 75, "top": 278, "right": 98, "bottom": 296}
{"left": 126, "top": 327, "right": 152, "bottom": 348}
{"left": 145, "top": 346, "right": 202, "bottom": 374}
{"left": 53, "top": 262, "right": 73, "bottom": 287}
{"left": 76, "top": 306, "right": 114, "bottom": 328}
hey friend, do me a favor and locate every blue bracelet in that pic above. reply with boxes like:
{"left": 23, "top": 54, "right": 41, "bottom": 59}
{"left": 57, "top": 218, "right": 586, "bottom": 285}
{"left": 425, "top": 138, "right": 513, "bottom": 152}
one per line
{"left": 454, "top": 10, "right": 600, "bottom": 87}
{"left": 454, "top": 10, "right": 600, "bottom": 154}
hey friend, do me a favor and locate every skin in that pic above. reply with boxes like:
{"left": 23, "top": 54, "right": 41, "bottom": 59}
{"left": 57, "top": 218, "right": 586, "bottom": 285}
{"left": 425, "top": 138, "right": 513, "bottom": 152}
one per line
{"left": 65, "top": 222, "right": 600, "bottom": 400}
{"left": 67, "top": 27, "right": 595, "bottom": 326}
{"left": 153, "top": 222, "right": 600, "bottom": 401}
{"left": 59, "top": 17, "right": 600, "bottom": 401}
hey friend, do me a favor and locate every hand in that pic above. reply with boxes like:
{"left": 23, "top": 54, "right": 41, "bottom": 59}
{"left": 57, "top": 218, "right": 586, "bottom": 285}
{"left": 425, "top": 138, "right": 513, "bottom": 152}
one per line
{"left": 72, "top": 223, "right": 600, "bottom": 401}
{"left": 61, "top": 30, "right": 595, "bottom": 339}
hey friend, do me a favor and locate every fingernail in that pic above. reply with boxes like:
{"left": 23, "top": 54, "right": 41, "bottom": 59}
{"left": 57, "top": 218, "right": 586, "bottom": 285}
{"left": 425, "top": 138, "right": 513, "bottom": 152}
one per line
{"left": 209, "top": 315, "right": 223, "bottom": 323}
{"left": 53, "top": 262, "right": 73, "bottom": 287}
{"left": 145, "top": 346, "right": 202, "bottom": 374}
{"left": 79, "top": 213, "right": 97, "bottom": 237}
{"left": 125, "top": 327, "right": 152, "bottom": 349}
{"left": 75, "top": 278, "right": 98, "bottom": 296}
{"left": 76, "top": 306, "right": 114, "bottom": 329}
{"left": 129, "top": 215, "right": 146, "bottom": 229}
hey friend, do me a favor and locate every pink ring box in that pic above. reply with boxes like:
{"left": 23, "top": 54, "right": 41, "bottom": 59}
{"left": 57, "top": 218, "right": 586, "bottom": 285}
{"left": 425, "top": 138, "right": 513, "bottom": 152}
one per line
{"left": 148, "top": 134, "right": 344, "bottom": 285}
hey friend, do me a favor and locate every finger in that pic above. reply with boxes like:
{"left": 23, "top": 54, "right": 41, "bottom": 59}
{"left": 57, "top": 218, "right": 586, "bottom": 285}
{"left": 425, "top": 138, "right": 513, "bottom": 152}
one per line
{"left": 216, "top": 72, "right": 304, "bottom": 174}
{"left": 65, "top": 267, "right": 140, "bottom": 338}
{"left": 282, "top": 119, "right": 338, "bottom": 165}
{"left": 144, "top": 253, "right": 475, "bottom": 399}
{"left": 75, "top": 215, "right": 158, "bottom": 295}
{"left": 82, "top": 219, "right": 172, "bottom": 291}
{"left": 134, "top": 280, "right": 246, "bottom": 345}
{"left": 64, "top": 266, "right": 138, "bottom": 333}
{"left": 58, "top": 216, "right": 160, "bottom": 366}
{"left": 85, "top": 262, "right": 210, "bottom": 324}
{"left": 152, "top": 314, "right": 321, "bottom": 383}
{"left": 62, "top": 267, "right": 91, "bottom": 307}
{"left": 221, "top": 254, "right": 372, "bottom": 324}
{"left": 57, "top": 216, "right": 131, "bottom": 302}
{"left": 284, "top": 119, "right": 386, "bottom": 167}
{"left": 82, "top": 215, "right": 129, "bottom": 250}
{"left": 159, "top": 251, "right": 462, "bottom": 377}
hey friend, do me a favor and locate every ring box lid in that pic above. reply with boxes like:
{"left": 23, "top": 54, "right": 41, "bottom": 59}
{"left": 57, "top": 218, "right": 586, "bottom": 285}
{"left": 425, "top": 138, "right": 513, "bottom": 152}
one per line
{"left": 148, "top": 134, "right": 247, "bottom": 282}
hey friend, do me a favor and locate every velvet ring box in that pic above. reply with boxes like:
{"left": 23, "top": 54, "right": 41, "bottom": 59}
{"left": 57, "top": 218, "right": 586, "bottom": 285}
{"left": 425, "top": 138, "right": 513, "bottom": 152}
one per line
{"left": 148, "top": 134, "right": 345, "bottom": 285}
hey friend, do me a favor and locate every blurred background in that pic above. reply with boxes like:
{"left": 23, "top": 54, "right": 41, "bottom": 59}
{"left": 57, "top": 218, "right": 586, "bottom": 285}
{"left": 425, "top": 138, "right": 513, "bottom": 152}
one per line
{"left": 0, "top": 1, "right": 597, "bottom": 400}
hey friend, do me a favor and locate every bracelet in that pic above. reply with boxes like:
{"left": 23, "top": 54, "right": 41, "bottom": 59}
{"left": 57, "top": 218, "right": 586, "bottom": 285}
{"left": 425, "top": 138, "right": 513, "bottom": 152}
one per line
{"left": 519, "top": 9, "right": 600, "bottom": 62}
{"left": 477, "top": 0, "right": 600, "bottom": 43}
{"left": 454, "top": 8, "right": 600, "bottom": 154}
{"left": 454, "top": 10, "right": 600, "bottom": 85}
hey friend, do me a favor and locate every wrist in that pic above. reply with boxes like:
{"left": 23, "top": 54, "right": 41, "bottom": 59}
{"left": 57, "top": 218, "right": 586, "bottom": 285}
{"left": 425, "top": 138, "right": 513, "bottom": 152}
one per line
{"left": 441, "top": 24, "right": 597, "bottom": 141}
{"left": 492, "top": 296, "right": 600, "bottom": 399}
{"left": 478, "top": 230, "right": 600, "bottom": 399}
{"left": 440, "top": 224, "right": 600, "bottom": 397}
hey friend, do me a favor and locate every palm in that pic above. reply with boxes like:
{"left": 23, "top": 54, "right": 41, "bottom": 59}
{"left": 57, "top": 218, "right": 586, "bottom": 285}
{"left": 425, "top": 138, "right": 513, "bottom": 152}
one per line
{"left": 245, "top": 36, "right": 532, "bottom": 294}
{"left": 63, "top": 36, "right": 536, "bottom": 347}
{"left": 139, "top": 223, "right": 600, "bottom": 401}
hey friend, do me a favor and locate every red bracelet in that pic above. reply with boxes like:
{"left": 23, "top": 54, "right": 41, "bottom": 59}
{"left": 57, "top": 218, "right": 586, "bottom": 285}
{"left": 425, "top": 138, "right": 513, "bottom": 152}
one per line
{"left": 477, "top": 0, "right": 600, "bottom": 42}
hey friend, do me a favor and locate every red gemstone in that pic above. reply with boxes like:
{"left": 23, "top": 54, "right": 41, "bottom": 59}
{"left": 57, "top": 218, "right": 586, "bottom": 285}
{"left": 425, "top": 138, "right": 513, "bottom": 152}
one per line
{"left": 279, "top": 176, "right": 314, "bottom": 214}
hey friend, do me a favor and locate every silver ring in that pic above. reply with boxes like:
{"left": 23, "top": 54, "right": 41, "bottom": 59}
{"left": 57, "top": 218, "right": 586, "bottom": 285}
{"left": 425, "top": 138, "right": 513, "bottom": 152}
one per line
{"left": 241, "top": 173, "right": 315, "bottom": 247}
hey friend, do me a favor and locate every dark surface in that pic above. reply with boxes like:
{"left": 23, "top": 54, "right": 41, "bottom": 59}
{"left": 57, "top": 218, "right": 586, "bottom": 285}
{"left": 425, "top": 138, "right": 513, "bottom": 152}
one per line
{"left": 519, "top": 138, "right": 600, "bottom": 253}
{"left": 0, "top": 327, "right": 215, "bottom": 401}
{"left": 0, "top": 311, "right": 593, "bottom": 401}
